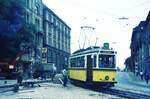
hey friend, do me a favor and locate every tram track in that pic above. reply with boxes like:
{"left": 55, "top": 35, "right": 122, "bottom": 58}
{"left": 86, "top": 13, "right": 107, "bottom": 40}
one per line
{"left": 72, "top": 83, "right": 150, "bottom": 99}
{"left": 99, "top": 88, "right": 150, "bottom": 99}
{"left": 0, "top": 87, "right": 14, "bottom": 93}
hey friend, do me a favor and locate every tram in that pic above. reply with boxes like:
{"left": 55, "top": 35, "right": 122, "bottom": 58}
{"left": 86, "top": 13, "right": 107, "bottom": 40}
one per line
{"left": 68, "top": 43, "right": 117, "bottom": 87}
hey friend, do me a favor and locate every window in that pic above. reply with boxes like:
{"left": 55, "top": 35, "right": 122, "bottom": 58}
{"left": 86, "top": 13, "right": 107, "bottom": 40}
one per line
{"left": 141, "top": 45, "right": 144, "bottom": 59}
{"left": 36, "top": 34, "right": 40, "bottom": 45}
{"left": 35, "top": 4, "right": 40, "bottom": 15}
{"left": 35, "top": 18, "right": 40, "bottom": 30}
{"left": 77, "top": 57, "right": 85, "bottom": 67}
{"left": 26, "top": 0, "right": 30, "bottom": 8}
{"left": 70, "top": 56, "right": 85, "bottom": 67}
{"left": 26, "top": 13, "right": 29, "bottom": 23}
{"left": 42, "top": 53, "right": 46, "bottom": 58}
{"left": 149, "top": 45, "right": 150, "bottom": 56}
{"left": 70, "top": 58, "right": 75, "bottom": 67}
{"left": 51, "top": 15, "right": 53, "bottom": 23}
{"left": 99, "top": 55, "right": 115, "bottom": 68}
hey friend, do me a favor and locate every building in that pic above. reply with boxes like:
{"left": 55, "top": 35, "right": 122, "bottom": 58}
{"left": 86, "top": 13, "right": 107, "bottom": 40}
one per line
{"left": 22, "top": 0, "right": 71, "bottom": 72}
{"left": 21, "top": 0, "right": 44, "bottom": 64}
{"left": 43, "top": 5, "right": 71, "bottom": 72}
{"left": 130, "top": 11, "right": 150, "bottom": 77}
{"left": 0, "top": 0, "right": 71, "bottom": 78}
{"left": 16, "top": 0, "right": 44, "bottom": 77}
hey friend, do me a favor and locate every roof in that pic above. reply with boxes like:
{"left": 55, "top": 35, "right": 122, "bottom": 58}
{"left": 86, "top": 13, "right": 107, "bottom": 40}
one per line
{"left": 42, "top": 4, "right": 71, "bottom": 30}
{"left": 72, "top": 46, "right": 115, "bottom": 57}
{"left": 73, "top": 46, "right": 100, "bottom": 54}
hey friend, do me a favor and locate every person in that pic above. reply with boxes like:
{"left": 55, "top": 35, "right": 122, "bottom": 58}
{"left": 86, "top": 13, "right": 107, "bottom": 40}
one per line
{"left": 41, "top": 71, "right": 46, "bottom": 80}
{"left": 17, "top": 67, "right": 23, "bottom": 86}
{"left": 51, "top": 65, "right": 57, "bottom": 82}
{"left": 99, "top": 61, "right": 107, "bottom": 68}
{"left": 135, "top": 69, "right": 138, "bottom": 76}
{"left": 140, "top": 71, "right": 143, "bottom": 80}
{"left": 62, "top": 68, "right": 68, "bottom": 87}
{"left": 144, "top": 71, "right": 149, "bottom": 84}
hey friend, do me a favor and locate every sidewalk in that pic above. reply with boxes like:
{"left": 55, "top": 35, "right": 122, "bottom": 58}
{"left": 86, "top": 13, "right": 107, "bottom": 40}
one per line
{"left": 115, "top": 72, "right": 150, "bottom": 95}
{"left": 126, "top": 72, "right": 150, "bottom": 88}
{"left": 0, "top": 80, "right": 17, "bottom": 88}
{"left": 0, "top": 79, "right": 52, "bottom": 88}
{"left": 0, "top": 74, "right": 62, "bottom": 88}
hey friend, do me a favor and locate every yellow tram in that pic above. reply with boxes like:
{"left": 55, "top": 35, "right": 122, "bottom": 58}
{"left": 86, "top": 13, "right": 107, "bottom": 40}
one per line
{"left": 68, "top": 43, "right": 117, "bottom": 87}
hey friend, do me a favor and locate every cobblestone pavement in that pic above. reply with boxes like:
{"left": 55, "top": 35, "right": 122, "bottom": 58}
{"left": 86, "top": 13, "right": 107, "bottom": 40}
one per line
{"left": 0, "top": 83, "right": 121, "bottom": 99}
{"left": 0, "top": 80, "right": 17, "bottom": 88}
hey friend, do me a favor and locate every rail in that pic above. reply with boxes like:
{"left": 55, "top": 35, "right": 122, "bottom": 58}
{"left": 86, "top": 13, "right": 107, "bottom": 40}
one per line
{"left": 99, "top": 88, "right": 150, "bottom": 99}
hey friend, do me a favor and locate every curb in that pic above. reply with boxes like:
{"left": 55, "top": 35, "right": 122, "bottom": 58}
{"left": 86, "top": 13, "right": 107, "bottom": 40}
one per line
{"left": 0, "top": 79, "right": 52, "bottom": 88}
{"left": 0, "top": 84, "right": 15, "bottom": 88}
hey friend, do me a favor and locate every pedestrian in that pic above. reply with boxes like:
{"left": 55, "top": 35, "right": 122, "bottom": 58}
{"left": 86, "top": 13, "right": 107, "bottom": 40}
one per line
{"left": 17, "top": 67, "right": 23, "bottom": 86}
{"left": 135, "top": 69, "right": 138, "bottom": 76}
{"left": 144, "top": 71, "right": 149, "bottom": 84}
{"left": 62, "top": 68, "right": 68, "bottom": 87}
{"left": 40, "top": 70, "right": 46, "bottom": 80}
{"left": 51, "top": 65, "right": 57, "bottom": 82}
{"left": 140, "top": 71, "right": 143, "bottom": 80}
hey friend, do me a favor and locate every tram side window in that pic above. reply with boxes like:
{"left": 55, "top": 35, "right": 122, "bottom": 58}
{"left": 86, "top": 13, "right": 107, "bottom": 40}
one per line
{"left": 70, "top": 56, "right": 85, "bottom": 67}
{"left": 99, "top": 55, "right": 115, "bottom": 68}
{"left": 70, "top": 58, "right": 76, "bottom": 67}
{"left": 77, "top": 56, "right": 85, "bottom": 67}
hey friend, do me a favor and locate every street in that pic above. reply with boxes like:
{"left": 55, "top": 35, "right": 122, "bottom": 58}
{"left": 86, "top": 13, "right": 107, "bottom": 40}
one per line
{"left": 0, "top": 83, "right": 120, "bottom": 99}
{"left": 0, "top": 72, "right": 150, "bottom": 99}
{"left": 0, "top": 0, "right": 150, "bottom": 99}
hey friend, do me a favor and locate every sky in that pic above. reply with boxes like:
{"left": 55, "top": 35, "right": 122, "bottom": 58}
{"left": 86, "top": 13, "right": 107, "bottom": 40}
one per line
{"left": 43, "top": 0, "right": 150, "bottom": 69}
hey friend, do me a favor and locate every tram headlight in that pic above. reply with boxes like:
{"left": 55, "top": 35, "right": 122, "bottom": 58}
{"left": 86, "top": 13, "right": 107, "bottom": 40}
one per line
{"left": 105, "top": 76, "right": 109, "bottom": 80}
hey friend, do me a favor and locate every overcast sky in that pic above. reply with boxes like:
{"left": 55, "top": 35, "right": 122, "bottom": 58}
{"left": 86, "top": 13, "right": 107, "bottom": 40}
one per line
{"left": 43, "top": 0, "right": 150, "bottom": 69}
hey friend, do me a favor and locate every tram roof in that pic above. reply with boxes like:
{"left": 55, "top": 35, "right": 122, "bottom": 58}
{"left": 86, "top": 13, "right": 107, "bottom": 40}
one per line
{"left": 72, "top": 46, "right": 116, "bottom": 56}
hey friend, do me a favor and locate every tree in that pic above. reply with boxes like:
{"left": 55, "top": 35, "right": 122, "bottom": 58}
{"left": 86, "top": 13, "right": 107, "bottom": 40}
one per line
{"left": 0, "top": 23, "right": 35, "bottom": 62}
{"left": 124, "top": 57, "right": 134, "bottom": 72}
{"left": 0, "top": 36, "right": 18, "bottom": 62}
{"left": 0, "top": 0, "right": 24, "bottom": 21}
{"left": 16, "top": 23, "right": 36, "bottom": 52}
{"left": 0, "top": 0, "right": 35, "bottom": 63}
{"left": 0, "top": 0, "right": 24, "bottom": 37}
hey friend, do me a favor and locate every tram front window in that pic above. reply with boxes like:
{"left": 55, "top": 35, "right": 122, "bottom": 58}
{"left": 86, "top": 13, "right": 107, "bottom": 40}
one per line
{"left": 99, "top": 55, "right": 115, "bottom": 68}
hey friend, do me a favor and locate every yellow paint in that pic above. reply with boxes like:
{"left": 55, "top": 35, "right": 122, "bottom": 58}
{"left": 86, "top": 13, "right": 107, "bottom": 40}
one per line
{"left": 69, "top": 69, "right": 86, "bottom": 81}
{"left": 93, "top": 70, "right": 117, "bottom": 82}
{"left": 41, "top": 48, "right": 47, "bottom": 53}
{"left": 41, "top": 47, "right": 47, "bottom": 63}
{"left": 41, "top": 59, "right": 47, "bottom": 63}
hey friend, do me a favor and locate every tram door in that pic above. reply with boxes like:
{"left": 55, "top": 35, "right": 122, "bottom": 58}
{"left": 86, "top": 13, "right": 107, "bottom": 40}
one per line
{"left": 86, "top": 55, "right": 93, "bottom": 83}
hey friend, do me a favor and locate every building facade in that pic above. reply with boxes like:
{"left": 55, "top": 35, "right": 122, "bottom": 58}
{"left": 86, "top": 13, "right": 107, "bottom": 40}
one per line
{"left": 21, "top": 0, "right": 71, "bottom": 72}
{"left": 43, "top": 5, "right": 71, "bottom": 72}
{"left": 130, "top": 11, "right": 150, "bottom": 77}
{"left": 21, "top": 0, "right": 44, "bottom": 64}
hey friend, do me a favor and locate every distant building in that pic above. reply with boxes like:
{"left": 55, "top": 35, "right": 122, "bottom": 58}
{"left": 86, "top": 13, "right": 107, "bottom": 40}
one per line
{"left": 43, "top": 5, "right": 71, "bottom": 72}
{"left": 130, "top": 11, "right": 150, "bottom": 76}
